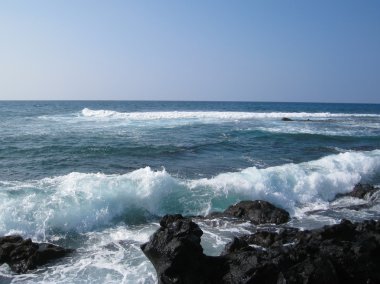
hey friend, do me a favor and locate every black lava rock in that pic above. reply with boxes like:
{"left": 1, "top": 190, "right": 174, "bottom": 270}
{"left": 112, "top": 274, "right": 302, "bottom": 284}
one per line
{"left": 142, "top": 215, "right": 380, "bottom": 284}
{"left": 0, "top": 235, "right": 74, "bottom": 273}
{"left": 141, "top": 214, "right": 225, "bottom": 284}
{"left": 222, "top": 200, "right": 290, "bottom": 225}
{"left": 336, "top": 183, "right": 379, "bottom": 199}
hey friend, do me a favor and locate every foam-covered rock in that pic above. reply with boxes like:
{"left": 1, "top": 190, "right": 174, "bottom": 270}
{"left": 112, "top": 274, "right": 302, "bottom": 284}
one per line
{"left": 336, "top": 183, "right": 379, "bottom": 199}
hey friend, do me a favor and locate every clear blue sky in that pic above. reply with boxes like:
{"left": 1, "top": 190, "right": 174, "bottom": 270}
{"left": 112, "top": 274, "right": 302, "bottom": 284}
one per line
{"left": 1, "top": 0, "right": 379, "bottom": 102}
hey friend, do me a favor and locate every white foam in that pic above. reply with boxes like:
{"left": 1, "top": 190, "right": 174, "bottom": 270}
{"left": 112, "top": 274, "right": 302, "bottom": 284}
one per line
{"left": 256, "top": 123, "right": 380, "bottom": 137}
{"left": 80, "top": 108, "right": 380, "bottom": 121}
{"left": 0, "top": 150, "right": 379, "bottom": 237}
{"left": 194, "top": 151, "right": 379, "bottom": 214}
{"left": 0, "top": 168, "right": 184, "bottom": 238}
{"left": 7, "top": 224, "right": 158, "bottom": 284}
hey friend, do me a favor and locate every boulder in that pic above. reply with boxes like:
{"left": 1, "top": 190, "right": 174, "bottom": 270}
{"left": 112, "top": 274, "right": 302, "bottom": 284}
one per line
{"left": 140, "top": 214, "right": 224, "bottom": 283}
{"left": 222, "top": 200, "right": 290, "bottom": 224}
{"left": 0, "top": 235, "right": 73, "bottom": 273}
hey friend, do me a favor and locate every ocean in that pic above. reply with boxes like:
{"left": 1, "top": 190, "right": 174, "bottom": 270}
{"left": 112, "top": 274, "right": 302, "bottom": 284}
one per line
{"left": 0, "top": 101, "right": 379, "bottom": 283}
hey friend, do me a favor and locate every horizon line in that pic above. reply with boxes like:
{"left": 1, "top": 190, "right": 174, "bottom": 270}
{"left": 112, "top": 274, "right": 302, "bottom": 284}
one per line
{"left": 0, "top": 99, "right": 379, "bottom": 105}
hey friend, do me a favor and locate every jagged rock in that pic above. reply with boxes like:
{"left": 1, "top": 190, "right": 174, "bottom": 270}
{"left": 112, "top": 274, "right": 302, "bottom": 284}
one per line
{"left": 336, "top": 183, "right": 379, "bottom": 199}
{"left": 140, "top": 214, "right": 224, "bottom": 283}
{"left": 0, "top": 235, "right": 73, "bottom": 273}
{"left": 142, "top": 214, "right": 380, "bottom": 284}
{"left": 222, "top": 200, "right": 290, "bottom": 224}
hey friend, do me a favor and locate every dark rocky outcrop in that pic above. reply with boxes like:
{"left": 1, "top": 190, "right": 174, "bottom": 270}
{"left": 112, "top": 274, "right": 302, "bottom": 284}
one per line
{"left": 142, "top": 214, "right": 380, "bottom": 284}
{"left": 208, "top": 200, "right": 290, "bottom": 225}
{"left": 336, "top": 183, "right": 379, "bottom": 199}
{"left": 282, "top": 117, "right": 293, "bottom": 121}
{"left": 0, "top": 235, "right": 73, "bottom": 273}
{"left": 281, "top": 117, "right": 316, "bottom": 122}
{"left": 140, "top": 214, "right": 224, "bottom": 283}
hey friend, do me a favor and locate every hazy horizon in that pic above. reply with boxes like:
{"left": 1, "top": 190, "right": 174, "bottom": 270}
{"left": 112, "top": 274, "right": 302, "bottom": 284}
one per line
{"left": 1, "top": 99, "right": 380, "bottom": 105}
{"left": 1, "top": 1, "right": 379, "bottom": 103}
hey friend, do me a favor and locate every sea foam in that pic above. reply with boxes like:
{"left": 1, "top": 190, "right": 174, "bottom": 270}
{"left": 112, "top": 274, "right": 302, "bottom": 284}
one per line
{"left": 0, "top": 150, "right": 379, "bottom": 238}
{"left": 80, "top": 108, "right": 380, "bottom": 120}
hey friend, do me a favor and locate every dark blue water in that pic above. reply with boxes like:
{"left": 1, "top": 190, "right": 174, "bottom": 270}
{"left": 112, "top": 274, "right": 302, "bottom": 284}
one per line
{"left": 0, "top": 101, "right": 379, "bottom": 283}
{"left": 1, "top": 101, "right": 379, "bottom": 181}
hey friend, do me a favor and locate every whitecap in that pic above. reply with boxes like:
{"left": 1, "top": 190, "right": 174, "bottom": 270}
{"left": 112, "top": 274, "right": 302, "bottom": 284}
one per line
{"left": 0, "top": 150, "right": 379, "bottom": 237}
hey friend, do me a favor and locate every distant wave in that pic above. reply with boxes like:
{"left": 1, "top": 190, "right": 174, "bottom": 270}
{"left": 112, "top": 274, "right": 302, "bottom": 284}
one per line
{"left": 255, "top": 125, "right": 380, "bottom": 137}
{"left": 1, "top": 150, "right": 379, "bottom": 237}
{"left": 80, "top": 108, "right": 380, "bottom": 120}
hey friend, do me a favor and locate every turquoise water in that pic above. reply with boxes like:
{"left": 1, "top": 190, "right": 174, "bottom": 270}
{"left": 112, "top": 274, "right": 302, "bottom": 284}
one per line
{"left": 0, "top": 101, "right": 380, "bottom": 283}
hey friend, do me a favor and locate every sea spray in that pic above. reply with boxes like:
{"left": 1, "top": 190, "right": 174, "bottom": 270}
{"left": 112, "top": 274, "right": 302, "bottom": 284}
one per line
{"left": 1, "top": 150, "right": 379, "bottom": 238}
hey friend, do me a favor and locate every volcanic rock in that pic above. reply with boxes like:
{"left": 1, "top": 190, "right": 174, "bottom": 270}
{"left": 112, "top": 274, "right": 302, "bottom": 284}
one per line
{"left": 336, "top": 183, "right": 379, "bottom": 199}
{"left": 140, "top": 214, "right": 224, "bottom": 283}
{"left": 142, "top": 214, "right": 380, "bottom": 284}
{"left": 221, "top": 200, "right": 290, "bottom": 224}
{"left": 0, "top": 235, "right": 73, "bottom": 273}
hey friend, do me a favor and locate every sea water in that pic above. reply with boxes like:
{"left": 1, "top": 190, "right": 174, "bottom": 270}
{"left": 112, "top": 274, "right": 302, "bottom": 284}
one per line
{"left": 0, "top": 101, "right": 379, "bottom": 283}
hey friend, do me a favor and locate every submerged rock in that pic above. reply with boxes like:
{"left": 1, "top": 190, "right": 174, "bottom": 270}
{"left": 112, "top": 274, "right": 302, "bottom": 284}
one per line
{"left": 0, "top": 235, "right": 73, "bottom": 273}
{"left": 210, "top": 200, "right": 290, "bottom": 225}
{"left": 142, "top": 214, "right": 380, "bottom": 284}
{"left": 336, "top": 183, "right": 379, "bottom": 199}
{"left": 281, "top": 117, "right": 293, "bottom": 121}
{"left": 281, "top": 117, "right": 315, "bottom": 122}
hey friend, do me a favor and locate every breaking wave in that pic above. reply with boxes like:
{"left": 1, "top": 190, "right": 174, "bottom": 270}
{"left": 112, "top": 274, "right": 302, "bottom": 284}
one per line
{"left": 80, "top": 108, "right": 380, "bottom": 120}
{"left": 0, "top": 150, "right": 379, "bottom": 238}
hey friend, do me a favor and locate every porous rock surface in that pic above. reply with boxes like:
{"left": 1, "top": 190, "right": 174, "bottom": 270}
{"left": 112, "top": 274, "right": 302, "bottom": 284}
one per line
{"left": 207, "top": 200, "right": 290, "bottom": 225}
{"left": 0, "top": 235, "right": 73, "bottom": 273}
{"left": 141, "top": 215, "right": 380, "bottom": 284}
{"left": 224, "top": 200, "right": 290, "bottom": 224}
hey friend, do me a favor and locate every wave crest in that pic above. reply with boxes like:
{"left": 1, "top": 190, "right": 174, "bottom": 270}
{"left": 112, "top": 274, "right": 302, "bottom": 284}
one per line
{"left": 0, "top": 150, "right": 379, "bottom": 238}
{"left": 81, "top": 108, "right": 380, "bottom": 120}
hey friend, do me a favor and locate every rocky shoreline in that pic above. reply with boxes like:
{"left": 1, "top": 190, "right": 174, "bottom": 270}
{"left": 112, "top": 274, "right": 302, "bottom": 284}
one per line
{"left": 141, "top": 184, "right": 380, "bottom": 284}
{"left": 0, "top": 183, "right": 379, "bottom": 283}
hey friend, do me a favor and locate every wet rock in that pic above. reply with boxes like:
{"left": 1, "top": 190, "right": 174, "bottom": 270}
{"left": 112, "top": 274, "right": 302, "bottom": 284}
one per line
{"left": 221, "top": 237, "right": 252, "bottom": 255}
{"left": 241, "top": 227, "right": 299, "bottom": 248}
{"left": 0, "top": 235, "right": 73, "bottom": 273}
{"left": 336, "top": 183, "right": 379, "bottom": 199}
{"left": 222, "top": 200, "right": 290, "bottom": 224}
{"left": 282, "top": 117, "right": 293, "bottom": 121}
{"left": 142, "top": 215, "right": 380, "bottom": 284}
{"left": 227, "top": 219, "right": 380, "bottom": 283}
{"left": 140, "top": 214, "right": 224, "bottom": 283}
{"left": 350, "top": 183, "right": 378, "bottom": 198}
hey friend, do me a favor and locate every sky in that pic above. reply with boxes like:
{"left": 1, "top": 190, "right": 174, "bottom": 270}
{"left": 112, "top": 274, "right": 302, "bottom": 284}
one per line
{"left": 0, "top": 1, "right": 379, "bottom": 103}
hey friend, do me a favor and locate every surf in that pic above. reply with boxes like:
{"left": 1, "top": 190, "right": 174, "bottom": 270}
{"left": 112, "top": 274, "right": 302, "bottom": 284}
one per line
{"left": 80, "top": 108, "right": 380, "bottom": 120}
{"left": 1, "top": 150, "right": 379, "bottom": 238}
